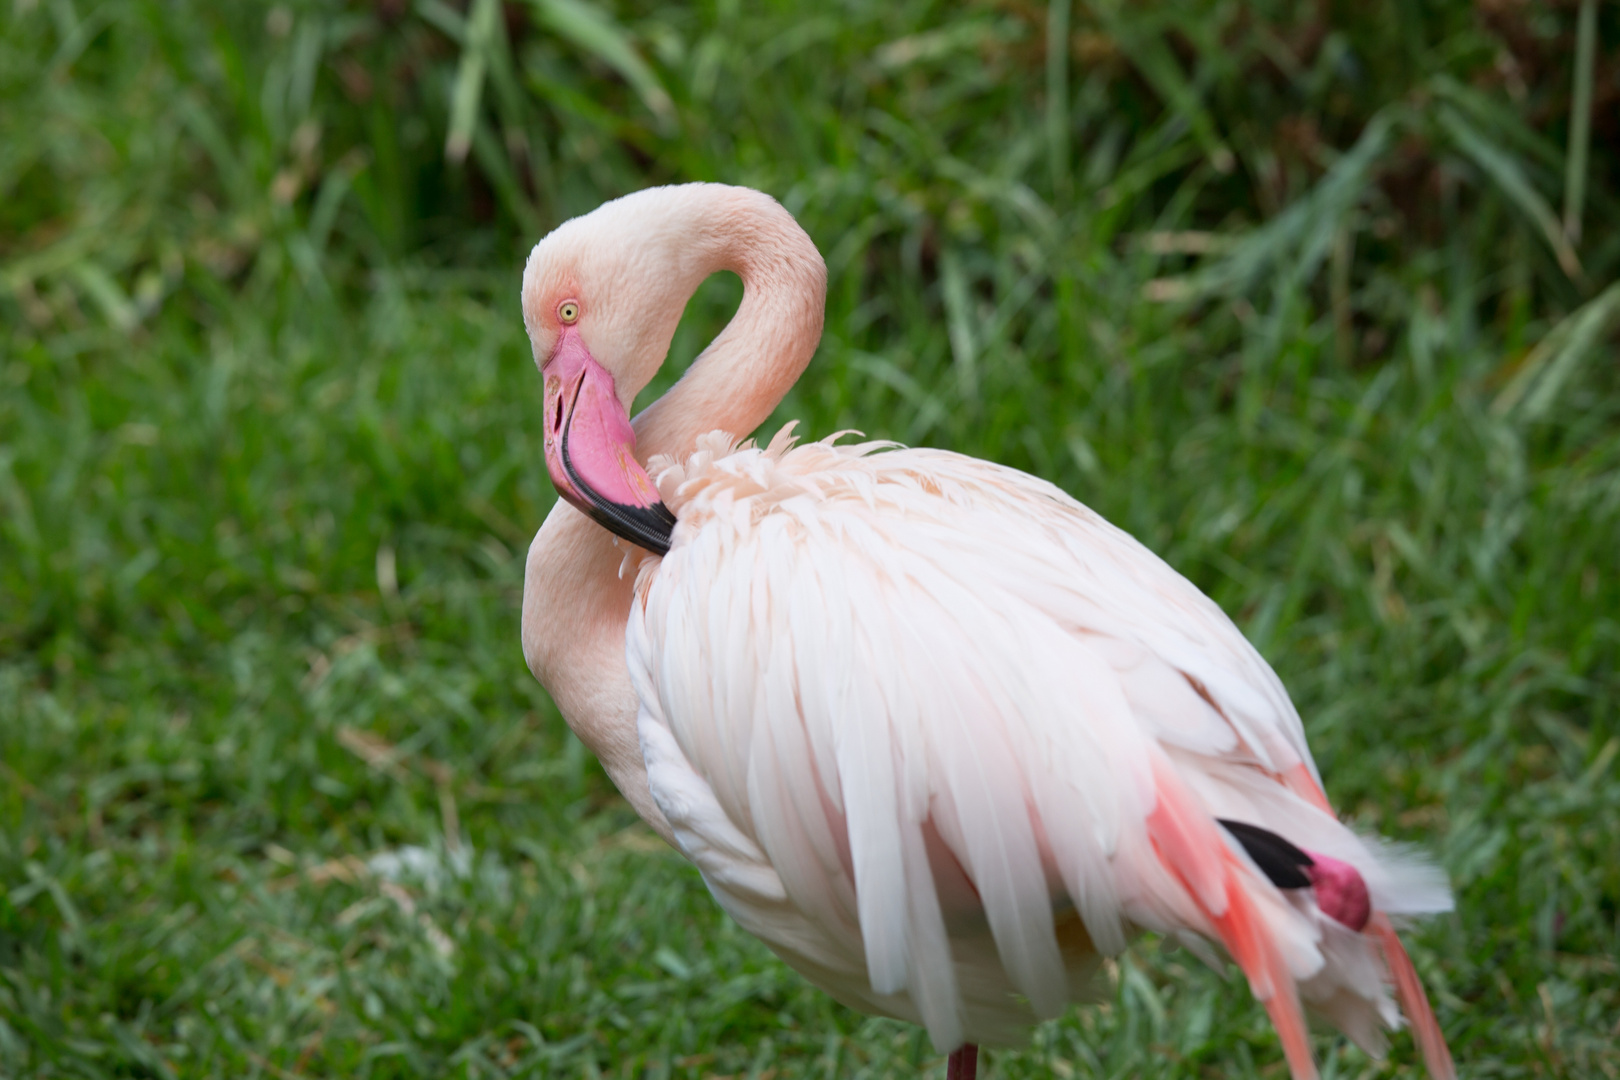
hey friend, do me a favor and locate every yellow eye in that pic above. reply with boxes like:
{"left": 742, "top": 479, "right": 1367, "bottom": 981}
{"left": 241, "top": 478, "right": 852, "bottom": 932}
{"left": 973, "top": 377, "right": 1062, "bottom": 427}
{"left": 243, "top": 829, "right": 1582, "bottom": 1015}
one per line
{"left": 558, "top": 300, "right": 581, "bottom": 324}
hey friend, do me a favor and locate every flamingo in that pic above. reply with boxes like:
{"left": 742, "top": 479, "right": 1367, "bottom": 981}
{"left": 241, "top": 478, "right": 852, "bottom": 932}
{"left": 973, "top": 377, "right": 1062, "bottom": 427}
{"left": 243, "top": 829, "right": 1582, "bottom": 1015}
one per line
{"left": 518, "top": 183, "right": 1456, "bottom": 1079}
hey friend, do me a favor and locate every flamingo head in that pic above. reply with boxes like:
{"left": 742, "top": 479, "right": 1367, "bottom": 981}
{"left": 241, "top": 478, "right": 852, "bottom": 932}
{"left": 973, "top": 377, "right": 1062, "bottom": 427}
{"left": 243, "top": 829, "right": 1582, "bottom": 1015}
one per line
{"left": 520, "top": 187, "right": 720, "bottom": 556}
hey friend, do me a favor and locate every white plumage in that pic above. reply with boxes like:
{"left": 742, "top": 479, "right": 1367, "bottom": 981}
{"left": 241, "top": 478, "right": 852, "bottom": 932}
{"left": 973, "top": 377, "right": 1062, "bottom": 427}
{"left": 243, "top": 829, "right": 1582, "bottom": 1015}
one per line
{"left": 625, "top": 427, "right": 1447, "bottom": 1056}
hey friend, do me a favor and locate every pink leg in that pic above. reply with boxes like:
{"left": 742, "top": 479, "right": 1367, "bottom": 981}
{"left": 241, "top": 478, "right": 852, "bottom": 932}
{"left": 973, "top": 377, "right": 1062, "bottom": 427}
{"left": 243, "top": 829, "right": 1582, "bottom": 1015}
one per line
{"left": 945, "top": 1044, "right": 978, "bottom": 1080}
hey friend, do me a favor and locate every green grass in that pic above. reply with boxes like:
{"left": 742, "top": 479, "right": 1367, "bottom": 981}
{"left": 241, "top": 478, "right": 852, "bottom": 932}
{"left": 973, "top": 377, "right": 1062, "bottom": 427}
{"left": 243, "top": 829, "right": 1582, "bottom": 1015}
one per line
{"left": 3, "top": 1, "right": 1618, "bottom": 1077}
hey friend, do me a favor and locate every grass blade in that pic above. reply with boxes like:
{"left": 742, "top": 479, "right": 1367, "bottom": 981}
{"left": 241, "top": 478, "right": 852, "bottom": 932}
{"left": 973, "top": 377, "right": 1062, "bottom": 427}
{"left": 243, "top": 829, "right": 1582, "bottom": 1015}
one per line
{"left": 939, "top": 248, "right": 978, "bottom": 400}
{"left": 1430, "top": 75, "right": 1564, "bottom": 173}
{"left": 1046, "top": 0, "right": 1071, "bottom": 202}
{"left": 1493, "top": 280, "right": 1620, "bottom": 419}
{"left": 68, "top": 262, "right": 138, "bottom": 331}
{"left": 308, "top": 150, "right": 367, "bottom": 255}
{"left": 1094, "top": 9, "right": 1233, "bottom": 175}
{"left": 415, "top": 0, "right": 467, "bottom": 41}
{"left": 1171, "top": 108, "right": 1399, "bottom": 299}
{"left": 446, "top": 0, "right": 500, "bottom": 163}
{"left": 1438, "top": 103, "right": 1582, "bottom": 281}
{"left": 1563, "top": 0, "right": 1597, "bottom": 246}
{"left": 528, "top": 0, "right": 674, "bottom": 131}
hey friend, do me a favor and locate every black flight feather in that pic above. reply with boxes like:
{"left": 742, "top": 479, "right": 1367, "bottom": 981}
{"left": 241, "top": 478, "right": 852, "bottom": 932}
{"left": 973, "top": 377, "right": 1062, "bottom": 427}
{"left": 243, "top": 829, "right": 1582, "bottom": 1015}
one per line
{"left": 1218, "top": 818, "right": 1314, "bottom": 890}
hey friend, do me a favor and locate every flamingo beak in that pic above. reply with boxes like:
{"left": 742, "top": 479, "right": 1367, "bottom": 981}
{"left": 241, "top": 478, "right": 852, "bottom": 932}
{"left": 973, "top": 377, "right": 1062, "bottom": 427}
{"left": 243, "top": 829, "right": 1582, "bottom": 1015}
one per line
{"left": 542, "top": 328, "right": 676, "bottom": 555}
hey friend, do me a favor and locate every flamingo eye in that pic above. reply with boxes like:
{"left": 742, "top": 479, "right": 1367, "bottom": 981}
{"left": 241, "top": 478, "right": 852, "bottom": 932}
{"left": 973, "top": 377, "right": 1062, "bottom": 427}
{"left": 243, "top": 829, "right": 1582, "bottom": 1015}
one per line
{"left": 558, "top": 300, "right": 581, "bottom": 324}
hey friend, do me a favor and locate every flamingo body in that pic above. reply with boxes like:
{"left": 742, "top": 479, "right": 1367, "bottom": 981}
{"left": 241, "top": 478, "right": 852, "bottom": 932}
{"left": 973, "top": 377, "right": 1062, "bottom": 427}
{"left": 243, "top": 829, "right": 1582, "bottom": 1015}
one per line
{"left": 627, "top": 428, "right": 1447, "bottom": 1059}
{"left": 517, "top": 183, "right": 1457, "bottom": 1078}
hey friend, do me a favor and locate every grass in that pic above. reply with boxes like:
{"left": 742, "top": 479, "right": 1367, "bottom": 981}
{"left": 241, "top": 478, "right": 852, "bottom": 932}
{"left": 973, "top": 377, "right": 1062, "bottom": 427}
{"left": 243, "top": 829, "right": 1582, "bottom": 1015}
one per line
{"left": 2, "top": 0, "right": 1618, "bottom": 1077}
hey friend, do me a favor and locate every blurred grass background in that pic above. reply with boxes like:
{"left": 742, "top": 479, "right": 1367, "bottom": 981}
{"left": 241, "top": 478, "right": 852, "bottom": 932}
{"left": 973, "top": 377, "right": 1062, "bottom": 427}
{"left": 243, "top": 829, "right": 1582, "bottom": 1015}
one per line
{"left": 2, "top": 0, "right": 1618, "bottom": 1076}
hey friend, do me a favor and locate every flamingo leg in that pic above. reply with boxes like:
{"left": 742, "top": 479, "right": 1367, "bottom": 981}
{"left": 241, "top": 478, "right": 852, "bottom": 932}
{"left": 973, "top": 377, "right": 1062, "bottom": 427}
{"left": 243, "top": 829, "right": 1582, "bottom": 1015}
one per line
{"left": 945, "top": 1044, "right": 978, "bottom": 1080}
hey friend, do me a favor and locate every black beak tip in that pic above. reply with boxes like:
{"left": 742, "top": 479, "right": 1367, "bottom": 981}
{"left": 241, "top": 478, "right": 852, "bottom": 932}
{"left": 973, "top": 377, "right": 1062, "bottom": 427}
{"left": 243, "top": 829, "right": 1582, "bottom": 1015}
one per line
{"left": 585, "top": 498, "right": 677, "bottom": 557}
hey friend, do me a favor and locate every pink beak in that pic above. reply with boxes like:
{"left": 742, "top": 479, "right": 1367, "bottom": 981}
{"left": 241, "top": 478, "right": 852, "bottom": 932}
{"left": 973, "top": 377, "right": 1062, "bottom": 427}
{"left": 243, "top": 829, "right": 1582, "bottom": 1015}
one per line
{"left": 542, "top": 328, "right": 676, "bottom": 555}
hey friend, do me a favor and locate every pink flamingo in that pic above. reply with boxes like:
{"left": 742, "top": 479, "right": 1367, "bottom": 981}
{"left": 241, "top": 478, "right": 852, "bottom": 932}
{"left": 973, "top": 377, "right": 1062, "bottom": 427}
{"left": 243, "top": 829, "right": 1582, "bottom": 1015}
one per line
{"left": 518, "top": 183, "right": 1456, "bottom": 1079}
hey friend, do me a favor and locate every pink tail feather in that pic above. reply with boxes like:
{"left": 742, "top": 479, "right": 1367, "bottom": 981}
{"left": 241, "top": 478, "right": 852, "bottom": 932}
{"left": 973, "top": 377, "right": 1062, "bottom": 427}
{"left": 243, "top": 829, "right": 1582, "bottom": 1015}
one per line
{"left": 1211, "top": 862, "right": 1318, "bottom": 1079}
{"left": 1289, "top": 766, "right": 1457, "bottom": 1078}
{"left": 1372, "top": 916, "right": 1456, "bottom": 1080}
{"left": 1147, "top": 760, "right": 1318, "bottom": 1080}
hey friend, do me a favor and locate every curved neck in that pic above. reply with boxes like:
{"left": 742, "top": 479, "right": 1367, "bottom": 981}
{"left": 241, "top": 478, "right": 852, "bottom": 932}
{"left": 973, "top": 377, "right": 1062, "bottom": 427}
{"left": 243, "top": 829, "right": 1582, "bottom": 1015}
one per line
{"left": 520, "top": 188, "right": 826, "bottom": 846}
{"left": 631, "top": 195, "right": 827, "bottom": 460}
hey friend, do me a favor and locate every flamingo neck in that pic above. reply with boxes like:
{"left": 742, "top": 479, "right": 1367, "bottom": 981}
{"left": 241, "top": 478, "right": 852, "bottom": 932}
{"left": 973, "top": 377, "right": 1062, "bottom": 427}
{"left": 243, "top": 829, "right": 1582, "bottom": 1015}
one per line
{"left": 630, "top": 196, "right": 827, "bottom": 462}
{"left": 520, "top": 189, "right": 824, "bottom": 846}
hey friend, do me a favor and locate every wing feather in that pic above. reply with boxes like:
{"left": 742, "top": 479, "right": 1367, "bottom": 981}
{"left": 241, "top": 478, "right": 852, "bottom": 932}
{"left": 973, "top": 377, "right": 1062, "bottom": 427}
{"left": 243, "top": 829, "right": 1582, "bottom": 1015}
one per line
{"left": 627, "top": 433, "right": 1446, "bottom": 1060}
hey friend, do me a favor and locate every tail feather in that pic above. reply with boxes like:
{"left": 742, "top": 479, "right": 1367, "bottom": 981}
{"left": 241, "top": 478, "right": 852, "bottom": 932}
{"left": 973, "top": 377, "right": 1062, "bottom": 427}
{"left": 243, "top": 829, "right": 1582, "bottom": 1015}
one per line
{"left": 1289, "top": 765, "right": 1457, "bottom": 1079}
{"left": 1372, "top": 916, "right": 1456, "bottom": 1080}
{"left": 1148, "top": 757, "right": 1458, "bottom": 1080}
{"left": 1210, "top": 856, "right": 1318, "bottom": 1080}
{"left": 1147, "top": 758, "right": 1318, "bottom": 1080}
